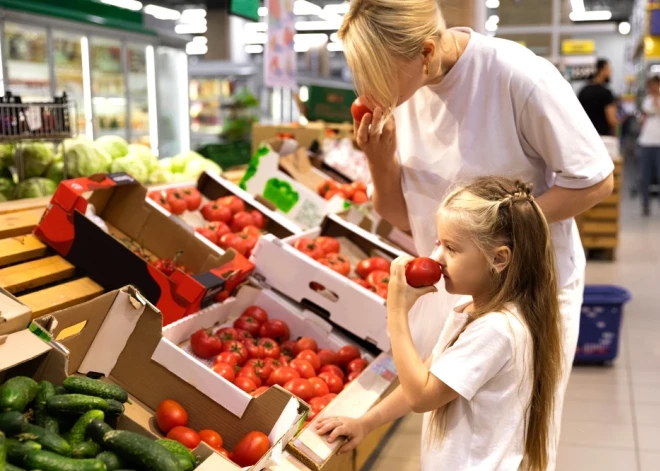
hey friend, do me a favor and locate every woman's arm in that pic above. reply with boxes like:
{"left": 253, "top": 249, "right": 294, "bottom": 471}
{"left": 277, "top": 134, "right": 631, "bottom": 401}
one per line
{"left": 535, "top": 174, "right": 613, "bottom": 224}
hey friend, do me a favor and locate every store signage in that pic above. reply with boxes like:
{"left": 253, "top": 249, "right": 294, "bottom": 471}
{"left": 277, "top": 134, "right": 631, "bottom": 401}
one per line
{"left": 561, "top": 39, "right": 596, "bottom": 55}
{"left": 264, "top": 0, "right": 297, "bottom": 89}
{"left": 645, "top": 36, "right": 660, "bottom": 59}
{"left": 306, "top": 85, "right": 357, "bottom": 123}
{"left": 230, "top": 0, "right": 260, "bottom": 22}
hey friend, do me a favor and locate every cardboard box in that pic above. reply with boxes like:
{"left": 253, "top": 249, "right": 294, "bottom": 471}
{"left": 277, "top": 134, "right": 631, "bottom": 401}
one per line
{"left": 252, "top": 122, "right": 327, "bottom": 154}
{"left": 0, "top": 286, "right": 308, "bottom": 471}
{"left": 341, "top": 205, "right": 418, "bottom": 256}
{"left": 251, "top": 214, "right": 408, "bottom": 351}
{"left": 0, "top": 286, "right": 31, "bottom": 335}
{"left": 34, "top": 173, "right": 254, "bottom": 325}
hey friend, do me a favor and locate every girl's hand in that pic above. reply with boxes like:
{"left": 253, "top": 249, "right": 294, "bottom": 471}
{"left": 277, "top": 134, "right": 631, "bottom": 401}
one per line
{"left": 388, "top": 256, "right": 437, "bottom": 316}
{"left": 315, "top": 416, "right": 367, "bottom": 454}
{"left": 354, "top": 107, "right": 397, "bottom": 165}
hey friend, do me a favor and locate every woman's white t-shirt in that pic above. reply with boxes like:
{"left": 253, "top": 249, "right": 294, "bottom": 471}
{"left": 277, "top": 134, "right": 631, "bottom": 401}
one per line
{"left": 421, "top": 300, "right": 533, "bottom": 471}
{"left": 638, "top": 96, "right": 660, "bottom": 146}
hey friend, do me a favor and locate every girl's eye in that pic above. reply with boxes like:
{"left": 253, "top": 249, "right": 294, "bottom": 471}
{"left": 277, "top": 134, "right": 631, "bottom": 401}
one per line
{"left": 446, "top": 246, "right": 455, "bottom": 253}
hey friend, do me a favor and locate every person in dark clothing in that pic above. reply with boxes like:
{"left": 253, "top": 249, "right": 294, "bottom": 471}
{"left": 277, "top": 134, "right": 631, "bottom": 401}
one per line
{"left": 578, "top": 59, "right": 618, "bottom": 136}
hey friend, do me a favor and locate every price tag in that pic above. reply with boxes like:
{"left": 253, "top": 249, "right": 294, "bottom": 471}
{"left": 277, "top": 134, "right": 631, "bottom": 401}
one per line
{"left": 25, "top": 106, "right": 42, "bottom": 131}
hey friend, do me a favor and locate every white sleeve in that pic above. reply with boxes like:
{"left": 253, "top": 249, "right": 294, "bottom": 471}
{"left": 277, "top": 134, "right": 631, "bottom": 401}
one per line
{"left": 430, "top": 315, "right": 512, "bottom": 401}
{"left": 519, "top": 69, "right": 615, "bottom": 190}
{"left": 642, "top": 97, "right": 656, "bottom": 115}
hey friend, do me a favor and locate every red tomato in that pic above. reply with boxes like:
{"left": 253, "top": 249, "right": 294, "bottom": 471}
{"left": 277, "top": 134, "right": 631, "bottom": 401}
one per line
{"left": 238, "top": 232, "right": 258, "bottom": 257}
{"left": 356, "top": 257, "right": 391, "bottom": 279}
{"left": 309, "top": 397, "right": 329, "bottom": 415}
{"left": 245, "top": 339, "right": 265, "bottom": 359}
{"left": 267, "top": 367, "right": 300, "bottom": 387}
{"left": 230, "top": 211, "right": 256, "bottom": 233}
{"left": 296, "top": 350, "right": 321, "bottom": 372}
{"left": 317, "top": 179, "right": 338, "bottom": 197}
{"left": 201, "top": 201, "right": 232, "bottom": 223}
{"left": 351, "top": 181, "right": 368, "bottom": 192}
{"left": 318, "top": 373, "right": 344, "bottom": 394}
{"left": 295, "top": 337, "right": 318, "bottom": 354}
{"left": 317, "top": 349, "right": 338, "bottom": 367}
{"left": 242, "top": 225, "right": 263, "bottom": 238}
{"left": 222, "top": 340, "right": 248, "bottom": 365}
{"left": 289, "top": 359, "right": 316, "bottom": 379}
{"left": 323, "top": 393, "right": 338, "bottom": 402}
{"left": 214, "top": 351, "right": 240, "bottom": 367}
{"left": 215, "top": 327, "right": 240, "bottom": 342}
{"left": 376, "top": 286, "right": 388, "bottom": 299}
{"left": 405, "top": 257, "right": 443, "bottom": 288}
{"left": 199, "top": 429, "right": 223, "bottom": 450}
{"left": 218, "top": 233, "right": 248, "bottom": 256}
{"left": 241, "top": 306, "right": 268, "bottom": 324}
{"left": 337, "top": 346, "right": 361, "bottom": 369}
{"left": 351, "top": 97, "right": 372, "bottom": 123}
{"left": 190, "top": 329, "right": 223, "bottom": 359}
{"left": 339, "top": 183, "right": 355, "bottom": 200}
{"left": 367, "top": 270, "right": 390, "bottom": 289}
{"left": 350, "top": 277, "right": 375, "bottom": 291}
{"left": 259, "top": 319, "right": 290, "bottom": 343}
{"left": 156, "top": 399, "right": 188, "bottom": 434}
{"left": 149, "top": 191, "right": 171, "bottom": 211}
{"left": 308, "top": 377, "right": 330, "bottom": 398}
{"left": 280, "top": 340, "right": 297, "bottom": 359}
{"left": 321, "top": 253, "right": 351, "bottom": 276}
{"left": 347, "top": 358, "right": 368, "bottom": 374}
{"left": 258, "top": 338, "right": 280, "bottom": 359}
{"left": 212, "top": 362, "right": 236, "bottom": 382}
{"left": 233, "top": 316, "right": 261, "bottom": 337}
{"left": 166, "top": 426, "right": 201, "bottom": 449}
{"left": 278, "top": 355, "right": 291, "bottom": 367}
{"left": 217, "top": 195, "right": 245, "bottom": 215}
{"left": 251, "top": 386, "right": 270, "bottom": 397}
{"left": 205, "top": 221, "right": 231, "bottom": 239}
{"left": 347, "top": 371, "right": 361, "bottom": 382}
{"left": 148, "top": 190, "right": 163, "bottom": 202}
{"left": 195, "top": 226, "right": 218, "bottom": 244}
{"left": 216, "top": 447, "right": 230, "bottom": 458}
{"left": 246, "top": 359, "right": 274, "bottom": 383}
{"left": 167, "top": 190, "right": 188, "bottom": 215}
{"left": 237, "top": 365, "right": 263, "bottom": 387}
{"left": 250, "top": 210, "right": 266, "bottom": 229}
{"left": 292, "top": 238, "right": 325, "bottom": 260}
{"left": 234, "top": 376, "right": 258, "bottom": 394}
{"left": 319, "top": 364, "right": 346, "bottom": 381}
{"left": 234, "top": 329, "right": 254, "bottom": 344}
{"left": 324, "top": 189, "right": 342, "bottom": 201}
{"left": 351, "top": 191, "right": 369, "bottom": 204}
{"left": 283, "top": 378, "right": 315, "bottom": 402}
{"left": 232, "top": 431, "right": 270, "bottom": 467}
{"left": 263, "top": 357, "right": 286, "bottom": 370}
{"left": 181, "top": 188, "right": 202, "bottom": 211}
{"left": 315, "top": 236, "right": 341, "bottom": 256}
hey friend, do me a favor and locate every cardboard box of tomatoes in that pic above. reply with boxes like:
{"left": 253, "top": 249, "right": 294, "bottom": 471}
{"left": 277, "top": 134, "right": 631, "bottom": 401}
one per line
{"left": 0, "top": 285, "right": 32, "bottom": 335}
{"left": 148, "top": 172, "right": 302, "bottom": 259}
{"left": 34, "top": 173, "right": 254, "bottom": 325}
{"left": 250, "top": 213, "right": 409, "bottom": 351}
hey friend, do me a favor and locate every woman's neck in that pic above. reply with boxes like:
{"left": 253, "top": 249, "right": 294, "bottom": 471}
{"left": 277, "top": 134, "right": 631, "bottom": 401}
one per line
{"left": 425, "top": 29, "right": 467, "bottom": 86}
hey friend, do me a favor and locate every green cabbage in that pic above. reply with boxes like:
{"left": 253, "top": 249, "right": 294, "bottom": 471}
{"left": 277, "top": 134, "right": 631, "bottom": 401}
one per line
{"left": 171, "top": 151, "right": 205, "bottom": 173}
{"left": 15, "top": 178, "right": 57, "bottom": 199}
{"left": 147, "top": 168, "right": 174, "bottom": 184}
{"left": 157, "top": 157, "right": 173, "bottom": 172}
{"left": 65, "top": 141, "right": 112, "bottom": 177}
{"left": 128, "top": 144, "right": 158, "bottom": 173}
{"left": 181, "top": 158, "right": 222, "bottom": 181}
{"left": 0, "top": 144, "right": 14, "bottom": 170}
{"left": 110, "top": 155, "right": 148, "bottom": 182}
{"left": 22, "top": 142, "right": 54, "bottom": 178}
{"left": 0, "top": 177, "right": 15, "bottom": 200}
{"left": 95, "top": 135, "right": 129, "bottom": 160}
{"left": 45, "top": 161, "right": 64, "bottom": 184}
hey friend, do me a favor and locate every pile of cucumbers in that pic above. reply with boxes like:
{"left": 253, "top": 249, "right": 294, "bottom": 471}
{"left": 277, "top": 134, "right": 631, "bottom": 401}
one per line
{"left": 0, "top": 376, "right": 198, "bottom": 471}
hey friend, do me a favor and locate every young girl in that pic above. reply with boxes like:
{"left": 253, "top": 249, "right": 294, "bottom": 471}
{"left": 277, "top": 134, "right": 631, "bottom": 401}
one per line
{"left": 316, "top": 177, "right": 563, "bottom": 471}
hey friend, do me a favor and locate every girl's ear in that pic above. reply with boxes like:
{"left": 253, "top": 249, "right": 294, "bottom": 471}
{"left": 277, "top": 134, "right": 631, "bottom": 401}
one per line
{"left": 492, "top": 246, "right": 511, "bottom": 274}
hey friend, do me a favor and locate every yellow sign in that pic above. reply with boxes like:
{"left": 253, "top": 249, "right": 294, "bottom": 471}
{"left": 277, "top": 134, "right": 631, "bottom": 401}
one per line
{"left": 645, "top": 36, "right": 660, "bottom": 59}
{"left": 561, "top": 39, "right": 596, "bottom": 55}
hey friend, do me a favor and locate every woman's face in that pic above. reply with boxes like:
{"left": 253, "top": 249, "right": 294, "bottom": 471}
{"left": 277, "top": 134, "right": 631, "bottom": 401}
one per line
{"left": 395, "top": 57, "right": 426, "bottom": 106}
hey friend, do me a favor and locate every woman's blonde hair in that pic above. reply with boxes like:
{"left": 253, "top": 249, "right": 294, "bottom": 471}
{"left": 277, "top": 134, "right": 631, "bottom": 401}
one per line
{"left": 429, "top": 177, "right": 563, "bottom": 471}
{"left": 338, "top": 0, "right": 446, "bottom": 111}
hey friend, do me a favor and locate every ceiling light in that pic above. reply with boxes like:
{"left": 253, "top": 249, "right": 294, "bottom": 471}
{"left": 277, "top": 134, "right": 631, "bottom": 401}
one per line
{"left": 295, "top": 20, "right": 342, "bottom": 31}
{"left": 245, "top": 33, "right": 268, "bottom": 44}
{"left": 244, "top": 22, "right": 268, "bottom": 33}
{"left": 192, "top": 36, "right": 207, "bottom": 44}
{"left": 295, "top": 43, "right": 310, "bottom": 52}
{"left": 245, "top": 45, "right": 264, "bottom": 54}
{"left": 619, "top": 22, "right": 631, "bottom": 35}
{"left": 485, "top": 0, "right": 500, "bottom": 8}
{"left": 327, "top": 42, "right": 344, "bottom": 52}
{"left": 175, "top": 24, "right": 207, "bottom": 34}
{"left": 324, "top": 2, "right": 350, "bottom": 15}
{"left": 186, "top": 41, "right": 207, "bottom": 55}
{"left": 485, "top": 19, "right": 498, "bottom": 32}
{"left": 144, "top": 4, "right": 181, "bottom": 21}
{"left": 299, "top": 86, "right": 309, "bottom": 102}
{"left": 294, "top": 0, "right": 322, "bottom": 16}
{"left": 488, "top": 15, "right": 500, "bottom": 24}
{"left": 330, "top": 33, "right": 339, "bottom": 42}
{"left": 258, "top": 7, "right": 268, "bottom": 17}
{"left": 294, "top": 33, "right": 328, "bottom": 46}
{"left": 181, "top": 8, "right": 206, "bottom": 22}
{"left": 569, "top": 10, "right": 611, "bottom": 21}
{"left": 100, "top": 0, "right": 142, "bottom": 10}
{"left": 570, "top": 0, "right": 585, "bottom": 13}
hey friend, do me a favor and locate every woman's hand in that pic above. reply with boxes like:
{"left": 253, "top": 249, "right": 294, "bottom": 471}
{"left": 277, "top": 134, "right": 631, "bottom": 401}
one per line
{"left": 387, "top": 256, "right": 437, "bottom": 317}
{"left": 315, "top": 416, "right": 367, "bottom": 454}
{"left": 354, "top": 107, "right": 397, "bottom": 164}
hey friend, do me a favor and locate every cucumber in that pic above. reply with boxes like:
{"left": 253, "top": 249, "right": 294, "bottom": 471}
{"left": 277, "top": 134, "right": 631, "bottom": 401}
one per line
{"left": 103, "top": 430, "right": 181, "bottom": 471}
{"left": 0, "top": 412, "right": 28, "bottom": 436}
{"left": 47, "top": 395, "right": 124, "bottom": 416}
{"left": 5, "top": 439, "right": 40, "bottom": 466}
{"left": 87, "top": 419, "right": 113, "bottom": 446}
{"left": 34, "top": 381, "right": 59, "bottom": 434}
{"left": 1, "top": 431, "right": 6, "bottom": 471}
{"left": 6, "top": 464, "right": 25, "bottom": 471}
{"left": 72, "top": 440, "right": 103, "bottom": 459}
{"left": 66, "top": 410, "right": 105, "bottom": 446}
{"left": 63, "top": 377, "right": 128, "bottom": 404}
{"left": 24, "top": 450, "right": 106, "bottom": 471}
{"left": 0, "top": 377, "right": 38, "bottom": 413}
{"left": 54, "top": 385, "right": 67, "bottom": 395}
{"left": 17, "top": 424, "right": 71, "bottom": 457}
{"left": 96, "top": 450, "right": 125, "bottom": 471}
{"left": 156, "top": 439, "right": 195, "bottom": 471}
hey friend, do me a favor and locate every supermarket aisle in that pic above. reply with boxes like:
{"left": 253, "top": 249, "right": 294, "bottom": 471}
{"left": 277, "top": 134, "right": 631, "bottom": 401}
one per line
{"left": 363, "top": 196, "right": 660, "bottom": 471}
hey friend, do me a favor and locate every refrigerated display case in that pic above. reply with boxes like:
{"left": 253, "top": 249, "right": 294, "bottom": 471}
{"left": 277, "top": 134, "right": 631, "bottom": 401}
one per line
{"left": 3, "top": 22, "right": 49, "bottom": 100}
{"left": 90, "top": 37, "right": 126, "bottom": 138}
{"left": 53, "top": 30, "right": 86, "bottom": 133}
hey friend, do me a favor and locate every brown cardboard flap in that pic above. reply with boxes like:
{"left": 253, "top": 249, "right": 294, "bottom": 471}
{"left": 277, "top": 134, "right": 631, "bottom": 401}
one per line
{"left": 279, "top": 149, "right": 328, "bottom": 192}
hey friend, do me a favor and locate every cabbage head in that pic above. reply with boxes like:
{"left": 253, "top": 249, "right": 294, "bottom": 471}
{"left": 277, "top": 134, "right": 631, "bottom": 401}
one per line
{"left": 158, "top": 157, "right": 173, "bottom": 172}
{"left": 95, "top": 135, "right": 129, "bottom": 160}
{"left": 45, "top": 161, "right": 64, "bottom": 184}
{"left": 65, "top": 141, "right": 112, "bottom": 177}
{"left": 147, "top": 168, "right": 174, "bottom": 184}
{"left": 0, "top": 144, "right": 14, "bottom": 170}
{"left": 15, "top": 178, "right": 57, "bottom": 199}
{"left": 181, "top": 158, "right": 222, "bottom": 181}
{"left": 128, "top": 144, "right": 158, "bottom": 173}
{"left": 0, "top": 177, "right": 15, "bottom": 200}
{"left": 22, "top": 142, "right": 54, "bottom": 178}
{"left": 110, "top": 155, "right": 148, "bottom": 182}
{"left": 171, "top": 151, "right": 205, "bottom": 173}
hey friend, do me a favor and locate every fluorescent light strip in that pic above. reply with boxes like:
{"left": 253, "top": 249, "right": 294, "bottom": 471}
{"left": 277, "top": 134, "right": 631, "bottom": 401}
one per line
{"left": 569, "top": 10, "right": 612, "bottom": 21}
{"left": 294, "top": 43, "right": 310, "bottom": 52}
{"left": 175, "top": 24, "right": 208, "bottom": 34}
{"left": 146, "top": 45, "right": 159, "bottom": 156}
{"left": 244, "top": 22, "right": 268, "bottom": 33}
{"left": 327, "top": 42, "right": 344, "bottom": 51}
{"left": 294, "top": 33, "right": 328, "bottom": 46}
{"left": 570, "top": 0, "right": 585, "bottom": 13}
{"left": 143, "top": 4, "right": 181, "bottom": 21}
{"left": 186, "top": 42, "right": 208, "bottom": 55}
{"left": 295, "top": 20, "right": 342, "bottom": 31}
{"left": 181, "top": 8, "right": 206, "bottom": 21}
{"left": 101, "top": 0, "right": 142, "bottom": 10}
{"left": 324, "top": 3, "right": 350, "bottom": 15}
{"left": 245, "top": 33, "right": 268, "bottom": 44}
{"left": 258, "top": 7, "right": 268, "bottom": 17}
{"left": 0, "top": 28, "right": 4, "bottom": 96}
{"left": 485, "top": 0, "right": 500, "bottom": 8}
{"left": 245, "top": 45, "right": 264, "bottom": 54}
{"left": 80, "top": 37, "right": 94, "bottom": 140}
{"left": 176, "top": 51, "right": 190, "bottom": 152}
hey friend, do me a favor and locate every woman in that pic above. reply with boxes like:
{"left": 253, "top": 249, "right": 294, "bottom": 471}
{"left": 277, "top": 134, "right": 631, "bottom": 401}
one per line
{"left": 337, "top": 0, "right": 614, "bottom": 469}
{"left": 638, "top": 76, "right": 660, "bottom": 216}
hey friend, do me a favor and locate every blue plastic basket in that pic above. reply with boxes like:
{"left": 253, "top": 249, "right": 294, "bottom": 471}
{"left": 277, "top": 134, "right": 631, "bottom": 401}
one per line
{"left": 574, "top": 285, "right": 632, "bottom": 363}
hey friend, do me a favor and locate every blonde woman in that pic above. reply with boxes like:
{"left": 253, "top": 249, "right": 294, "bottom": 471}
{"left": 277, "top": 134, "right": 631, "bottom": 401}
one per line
{"left": 335, "top": 0, "right": 614, "bottom": 469}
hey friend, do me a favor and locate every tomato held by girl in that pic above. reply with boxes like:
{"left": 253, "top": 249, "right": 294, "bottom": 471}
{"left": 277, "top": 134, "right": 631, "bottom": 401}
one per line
{"left": 316, "top": 177, "right": 563, "bottom": 471}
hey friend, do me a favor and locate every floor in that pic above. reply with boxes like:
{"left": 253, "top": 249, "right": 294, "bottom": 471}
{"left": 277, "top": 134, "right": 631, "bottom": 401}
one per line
{"left": 364, "top": 195, "right": 660, "bottom": 471}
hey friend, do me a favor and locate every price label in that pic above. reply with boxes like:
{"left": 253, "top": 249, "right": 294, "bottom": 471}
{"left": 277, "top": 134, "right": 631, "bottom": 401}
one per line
{"left": 25, "top": 106, "right": 42, "bottom": 131}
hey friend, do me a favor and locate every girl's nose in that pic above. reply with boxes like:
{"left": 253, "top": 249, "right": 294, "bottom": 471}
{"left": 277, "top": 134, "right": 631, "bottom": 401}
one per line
{"left": 430, "top": 245, "right": 443, "bottom": 262}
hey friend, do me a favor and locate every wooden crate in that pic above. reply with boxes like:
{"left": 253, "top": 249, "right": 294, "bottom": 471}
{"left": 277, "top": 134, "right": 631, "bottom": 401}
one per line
{"left": 576, "top": 160, "right": 622, "bottom": 261}
{"left": 0, "top": 202, "right": 104, "bottom": 319}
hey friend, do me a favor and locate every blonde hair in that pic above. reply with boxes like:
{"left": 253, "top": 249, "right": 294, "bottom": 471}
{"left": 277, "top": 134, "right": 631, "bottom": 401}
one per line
{"left": 338, "top": 0, "right": 446, "bottom": 111}
{"left": 428, "top": 177, "right": 563, "bottom": 471}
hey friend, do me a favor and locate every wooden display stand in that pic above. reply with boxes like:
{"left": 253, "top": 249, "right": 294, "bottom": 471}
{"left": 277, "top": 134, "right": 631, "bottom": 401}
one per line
{"left": 0, "top": 199, "right": 103, "bottom": 318}
{"left": 576, "top": 159, "right": 622, "bottom": 260}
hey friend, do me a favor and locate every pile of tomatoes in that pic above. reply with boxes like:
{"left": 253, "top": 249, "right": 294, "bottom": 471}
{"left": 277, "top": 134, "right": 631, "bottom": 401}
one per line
{"left": 292, "top": 235, "right": 392, "bottom": 300}
{"left": 190, "top": 305, "right": 369, "bottom": 425}
{"left": 195, "top": 195, "right": 267, "bottom": 258}
{"left": 148, "top": 188, "right": 203, "bottom": 215}
{"left": 317, "top": 179, "right": 369, "bottom": 205}
{"left": 155, "top": 399, "right": 270, "bottom": 467}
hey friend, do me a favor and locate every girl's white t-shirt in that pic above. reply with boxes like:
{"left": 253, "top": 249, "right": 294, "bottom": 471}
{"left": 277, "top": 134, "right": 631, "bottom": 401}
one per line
{"left": 421, "top": 299, "right": 533, "bottom": 471}
{"left": 638, "top": 96, "right": 660, "bottom": 146}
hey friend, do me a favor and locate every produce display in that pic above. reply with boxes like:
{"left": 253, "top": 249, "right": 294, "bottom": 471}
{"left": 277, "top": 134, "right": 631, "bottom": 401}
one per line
{"left": 317, "top": 179, "right": 369, "bottom": 205}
